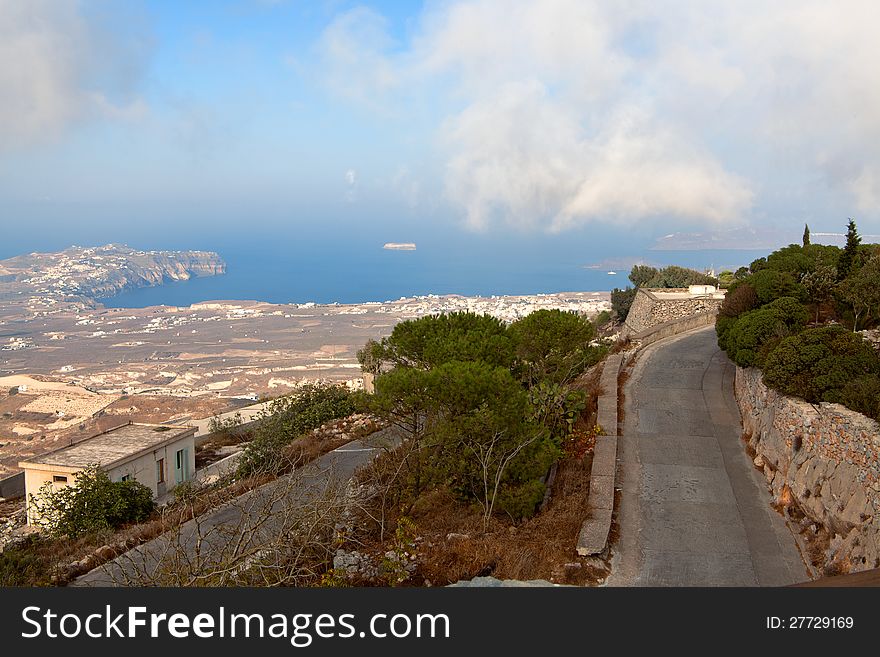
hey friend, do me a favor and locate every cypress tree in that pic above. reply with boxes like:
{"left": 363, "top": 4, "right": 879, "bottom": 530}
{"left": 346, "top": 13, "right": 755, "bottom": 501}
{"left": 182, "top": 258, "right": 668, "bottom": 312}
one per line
{"left": 838, "top": 218, "right": 861, "bottom": 279}
{"left": 802, "top": 224, "right": 810, "bottom": 247}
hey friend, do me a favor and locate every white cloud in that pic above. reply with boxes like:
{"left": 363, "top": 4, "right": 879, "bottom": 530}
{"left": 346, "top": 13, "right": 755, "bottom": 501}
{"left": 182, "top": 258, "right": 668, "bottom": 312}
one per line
{"left": 315, "top": 7, "right": 399, "bottom": 109}
{"left": 315, "top": 0, "right": 880, "bottom": 230}
{"left": 0, "top": 0, "right": 150, "bottom": 151}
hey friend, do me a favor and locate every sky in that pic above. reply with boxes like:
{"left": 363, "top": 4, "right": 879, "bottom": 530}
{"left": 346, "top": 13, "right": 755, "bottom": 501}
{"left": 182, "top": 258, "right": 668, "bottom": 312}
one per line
{"left": 2, "top": 0, "right": 880, "bottom": 257}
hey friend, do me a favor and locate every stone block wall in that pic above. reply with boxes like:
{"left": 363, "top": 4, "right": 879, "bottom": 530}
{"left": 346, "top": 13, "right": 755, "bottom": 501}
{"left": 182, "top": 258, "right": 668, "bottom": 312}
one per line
{"left": 624, "top": 288, "right": 723, "bottom": 335}
{"left": 735, "top": 366, "right": 880, "bottom": 572}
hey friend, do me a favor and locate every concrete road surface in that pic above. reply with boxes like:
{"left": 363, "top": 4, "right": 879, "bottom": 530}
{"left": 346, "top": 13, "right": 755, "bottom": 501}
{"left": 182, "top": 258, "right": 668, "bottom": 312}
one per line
{"left": 73, "top": 427, "right": 400, "bottom": 586}
{"left": 608, "top": 327, "right": 807, "bottom": 586}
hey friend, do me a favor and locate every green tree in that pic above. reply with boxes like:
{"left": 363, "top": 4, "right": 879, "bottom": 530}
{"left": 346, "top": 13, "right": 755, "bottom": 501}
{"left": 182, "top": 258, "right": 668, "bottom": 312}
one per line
{"left": 838, "top": 375, "right": 880, "bottom": 421}
{"left": 419, "top": 361, "right": 557, "bottom": 518}
{"left": 838, "top": 255, "right": 880, "bottom": 331}
{"left": 594, "top": 309, "right": 612, "bottom": 328}
{"left": 803, "top": 224, "right": 811, "bottom": 247}
{"left": 717, "top": 270, "right": 736, "bottom": 288}
{"left": 838, "top": 218, "right": 861, "bottom": 279}
{"left": 747, "top": 269, "right": 804, "bottom": 305}
{"left": 357, "top": 338, "right": 384, "bottom": 375}
{"left": 642, "top": 265, "right": 717, "bottom": 288}
{"left": 29, "top": 465, "right": 155, "bottom": 538}
{"left": 800, "top": 264, "right": 837, "bottom": 324}
{"left": 610, "top": 287, "right": 636, "bottom": 321}
{"left": 628, "top": 264, "right": 658, "bottom": 288}
{"left": 368, "top": 312, "right": 514, "bottom": 371}
{"left": 508, "top": 309, "right": 600, "bottom": 385}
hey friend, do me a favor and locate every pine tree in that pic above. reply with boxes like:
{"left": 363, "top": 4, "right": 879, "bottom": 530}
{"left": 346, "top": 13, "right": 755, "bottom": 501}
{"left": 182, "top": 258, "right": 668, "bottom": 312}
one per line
{"left": 838, "top": 218, "right": 861, "bottom": 279}
{"left": 802, "top": 224, "right": 810, "bottom": 247}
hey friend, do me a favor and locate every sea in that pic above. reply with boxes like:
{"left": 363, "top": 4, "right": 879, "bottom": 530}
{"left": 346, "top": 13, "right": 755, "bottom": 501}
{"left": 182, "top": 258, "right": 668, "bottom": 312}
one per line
{"left": 97, "top": 232, "right": 768, "bottom": 308}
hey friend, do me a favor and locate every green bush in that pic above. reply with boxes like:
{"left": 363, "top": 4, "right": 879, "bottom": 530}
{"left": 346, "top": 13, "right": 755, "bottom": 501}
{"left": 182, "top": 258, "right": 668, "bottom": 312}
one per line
{"left": 762, "top": 326, "right": 880, "bottom": 404}
{"left": 237, "top": 383, "right": 356, "bottom": 477}
{"left": 722, "top": 297, "right": 808, "bottom": 367}
{"left": 715, "top": 314, "right": 738, "bottom": 352}
{"left": 838, "top": 375, "right": 880, "bottom": 421}
{"left": 29, "top": 465, "right": 155, "bottom": 538}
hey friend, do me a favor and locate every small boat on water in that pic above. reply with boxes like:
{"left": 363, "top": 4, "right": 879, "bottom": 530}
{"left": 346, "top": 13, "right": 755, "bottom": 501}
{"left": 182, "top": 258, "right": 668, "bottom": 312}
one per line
{"left": 606, "top": 270, "right": 617, "bottom": 275}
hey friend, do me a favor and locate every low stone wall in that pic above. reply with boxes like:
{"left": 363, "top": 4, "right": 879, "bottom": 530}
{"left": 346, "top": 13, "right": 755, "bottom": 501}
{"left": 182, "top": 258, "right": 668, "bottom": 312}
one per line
{"left": 624, "top": 288, "right": 723, "bottom": 335}
{"left": 577, "top": 353, "right": 623, "bottom": 556}
{"left": 735, "top": 367, "right": 880, "bottom": 572}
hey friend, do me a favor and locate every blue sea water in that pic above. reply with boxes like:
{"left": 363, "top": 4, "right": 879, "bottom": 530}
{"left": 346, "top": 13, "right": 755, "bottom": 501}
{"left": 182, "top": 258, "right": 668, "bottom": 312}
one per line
{"left": 100, "top": 230, "right": 766, "bottom": 308}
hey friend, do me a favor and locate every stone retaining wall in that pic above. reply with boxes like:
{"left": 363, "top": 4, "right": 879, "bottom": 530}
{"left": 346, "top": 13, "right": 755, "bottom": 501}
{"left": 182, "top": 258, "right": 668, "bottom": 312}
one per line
{"left": 624, "top": 288, "right": 723, "bottom": 335}
{"left": 630, "top": 311, "right": 717, "bottom": 348}
{"left": 735, "top": 367, "right": 880, "bottom": 572}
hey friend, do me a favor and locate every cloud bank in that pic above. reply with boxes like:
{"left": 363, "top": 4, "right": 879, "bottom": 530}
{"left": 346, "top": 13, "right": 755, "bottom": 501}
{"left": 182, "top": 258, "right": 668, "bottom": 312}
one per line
{"left": 317, "top": 0, "right": 880, "bottom": 232}
{"left": 0, "top": 0, "right": 150, "bottom": 151}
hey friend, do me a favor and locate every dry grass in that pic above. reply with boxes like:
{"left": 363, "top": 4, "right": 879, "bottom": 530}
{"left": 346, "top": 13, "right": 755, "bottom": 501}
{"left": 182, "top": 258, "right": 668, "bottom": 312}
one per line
{"left": 354, "top": 453, "right": 610, "bottom": 586}
{"left": 616, "top": 359, "right": 632, "bottom": 433}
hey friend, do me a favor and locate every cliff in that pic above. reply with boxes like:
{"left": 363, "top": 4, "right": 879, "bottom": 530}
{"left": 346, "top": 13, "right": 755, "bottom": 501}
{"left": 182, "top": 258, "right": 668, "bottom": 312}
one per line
{"left": 0, "top": 244, "right": 226, "bottom": 308}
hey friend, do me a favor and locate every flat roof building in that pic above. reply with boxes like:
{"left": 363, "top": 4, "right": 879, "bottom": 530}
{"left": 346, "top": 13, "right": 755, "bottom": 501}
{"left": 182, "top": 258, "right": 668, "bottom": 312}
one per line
{"left": 19, "top": 422, "right": 196, "bottom": 524}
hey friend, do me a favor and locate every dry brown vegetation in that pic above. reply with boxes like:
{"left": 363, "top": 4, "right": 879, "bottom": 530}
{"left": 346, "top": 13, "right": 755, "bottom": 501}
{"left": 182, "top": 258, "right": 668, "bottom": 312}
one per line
{"left": 347, "top": 451, "right": 608, "bottom": 586}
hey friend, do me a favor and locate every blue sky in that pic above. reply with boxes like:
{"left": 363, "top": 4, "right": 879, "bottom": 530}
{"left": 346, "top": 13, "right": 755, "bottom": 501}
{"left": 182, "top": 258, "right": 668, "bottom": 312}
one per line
{"left": 2, "top": 0, "right": 880, "bottom": 257}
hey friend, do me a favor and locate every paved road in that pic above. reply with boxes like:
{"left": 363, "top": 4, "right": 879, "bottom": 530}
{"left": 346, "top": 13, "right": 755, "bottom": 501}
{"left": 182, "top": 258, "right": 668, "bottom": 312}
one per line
{"left": 73, "top": 427, "right": 399, "bottom": 586}
{"left": 609, "top": 327, "right": 807, "bottom": 586}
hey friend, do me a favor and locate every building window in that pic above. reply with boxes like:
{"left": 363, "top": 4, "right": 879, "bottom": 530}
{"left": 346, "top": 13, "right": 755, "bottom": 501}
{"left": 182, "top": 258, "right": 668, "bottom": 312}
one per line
{"left": 120, "top": 474, "right": 131, "bottom": 482}
{"left": 156, "top": 458, "right": 165, "bottom": 484}
{"left": 53, "top": 475, "right": 67, "bottom": 483}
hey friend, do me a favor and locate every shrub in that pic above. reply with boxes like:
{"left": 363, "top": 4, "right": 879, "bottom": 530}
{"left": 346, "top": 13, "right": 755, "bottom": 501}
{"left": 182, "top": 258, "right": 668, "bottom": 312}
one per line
{"left": 715, "top": 314, "right": 738, "bottom": 352}
{"left": 29, "top": 465, "right": 155, "bottom": 538}
{"left": 236, "top": 384, "right": 355, "bottom": 477}
{"left": 762, "top": 326, "right": 880, "bottom": 404}
{"left": 719, "top": 282, "right": 758, "bottom": 318}
{"left": 722, "top": 297, "right": 808, "bottom": 367}
{"left": 838, "top": 375, "right": 880, "bottom": 421}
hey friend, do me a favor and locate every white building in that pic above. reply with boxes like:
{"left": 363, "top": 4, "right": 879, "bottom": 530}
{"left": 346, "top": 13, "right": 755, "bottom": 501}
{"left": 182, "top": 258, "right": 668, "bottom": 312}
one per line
{"left": 19, "top": 422, "right": 196, "bottom": 524}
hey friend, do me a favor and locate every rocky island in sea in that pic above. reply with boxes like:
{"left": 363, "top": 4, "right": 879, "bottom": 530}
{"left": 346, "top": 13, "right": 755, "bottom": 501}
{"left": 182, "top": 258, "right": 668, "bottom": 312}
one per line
{"left": 0, "top": 244, "right": 226, "bottom": 312}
